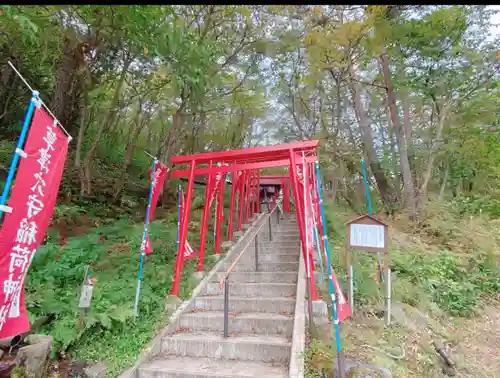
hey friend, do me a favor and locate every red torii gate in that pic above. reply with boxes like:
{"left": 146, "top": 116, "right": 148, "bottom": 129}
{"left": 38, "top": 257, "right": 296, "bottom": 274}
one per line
{"left": 168, "top": 140, "right": 320, "bottom": 298}
{"left": 259, "top": 174, "right": 291, "bottom": 213}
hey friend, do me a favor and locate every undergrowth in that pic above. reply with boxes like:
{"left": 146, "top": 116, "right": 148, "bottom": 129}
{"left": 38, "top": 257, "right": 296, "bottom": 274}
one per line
{"left": 304, "top": 339, "right": 334, "bottom": 378}
{"left": 322, "top": 199, "right": 500, "bottom": 317}
{"left": 24, "top": 187, "right": 225, "bottom": 377}
{"left": 305, "top": 198, "right": 500, "bottom": 377}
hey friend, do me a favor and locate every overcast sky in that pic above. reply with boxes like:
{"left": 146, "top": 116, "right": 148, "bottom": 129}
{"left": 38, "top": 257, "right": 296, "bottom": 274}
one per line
{"left": 489, "top": 5, "right": 500, "bottom": 39}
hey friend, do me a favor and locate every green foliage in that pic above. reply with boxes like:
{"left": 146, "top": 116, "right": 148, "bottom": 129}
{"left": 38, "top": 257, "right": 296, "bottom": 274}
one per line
{"left": 52, "top": 204, "right": 87, "bottom": 221}
{"left": 450, "top": 194, "right": 500, "bottom": 217}
{"left": 1, "top": 3, "right": 500, "bottom": 376}
{"left": 11, "top": 366, "right": 34, "bottom": 378}
{"left": 303, "top": 339, "right": 334, "bottom": 378}
{"left": 24, "top": 205, "right": 215, "bottom": 375}
{"left": 391, "top": 249, "right": 500, "bottom": 317}
{"left": 323, "top": 199, "right": 500, "bottom": 317}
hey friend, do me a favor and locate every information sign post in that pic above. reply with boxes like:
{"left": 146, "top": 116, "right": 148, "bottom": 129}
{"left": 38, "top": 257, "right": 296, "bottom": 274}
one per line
{"left": 346, "top": 214, "right": 391, "bottom": 325}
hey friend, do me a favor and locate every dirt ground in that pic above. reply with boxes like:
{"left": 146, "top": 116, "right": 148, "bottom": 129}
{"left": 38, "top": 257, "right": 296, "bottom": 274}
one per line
{"left": 453, "top": 305, "right": 500, "bottom": 378}
{"left": 333, "top": 302, "right": 500, "bottom": 378}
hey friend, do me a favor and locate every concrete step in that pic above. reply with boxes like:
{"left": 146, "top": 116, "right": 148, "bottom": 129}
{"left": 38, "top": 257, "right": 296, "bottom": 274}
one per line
{"left": 161, "top": 331, "right": 291, "bottom": 363}
{"left": 277, "top": 227, "right": 297, "bottom": 230}
{"left": 205, "top": 282, "right": 296, "bottom": 297}
{"left": 263, "top": 224, "right": 299, "bottom": 227}
{"left": 258, "top": 239, "right": 300, "bottom": 244}
{"left": 213, "top": 271, "right": 297, "bottom": 284}
{"left": 256, "top": 239, "right": 300, "bottom": 244}
{"left": 231, "top": 262, "right": 299, "bottom": 272}
{"left": 138, "top": 355, "right": 288, "bottom": 377}
{"left": 254, "top": 253, "right": 300, "bottom": 263}
{"left": 239, "top": 253, "right": 300, "bottom": 264}
{"left": 254, "top": 248, "right": 301, "bottom": 256}
{"left": 194, "top": 296, "right": 295, "bottom": 314}
{"left": 255, "top": 242, "right": 300, "bottom": 248}
{"left": 179, "top": 311, "right": 294, "bottom": 336}
{"left": 261, "top": 228, "right": 299, "bottom": 232}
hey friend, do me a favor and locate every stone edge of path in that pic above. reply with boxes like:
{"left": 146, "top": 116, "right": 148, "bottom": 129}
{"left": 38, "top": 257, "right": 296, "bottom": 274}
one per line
{"left": 118, "top": 211, "right": 269, "bottom": 378}
{"left": 288, "top": 248, "right": 306, "bottom": 378}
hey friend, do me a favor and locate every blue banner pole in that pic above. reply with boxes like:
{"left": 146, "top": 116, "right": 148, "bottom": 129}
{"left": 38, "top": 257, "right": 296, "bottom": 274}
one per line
{"left": 315, "top": 161, "right": 345, "bottom": 377}
{"left": 361, "top": 159, "right": 384, "bottom": 282}
{"left": 310, "top": 160, "right": 325, "bottom": 279}
{"left": 312, "top": 216, "right": 324, "bottom": 282}
{"left": 134, "top": 159, "right": 158, "bottom": 317}
{"left": 361, "top": 159, "right": 373, "bottom": 215}
{"left": 0, "top": 91, "right": 39, "bottom": 219}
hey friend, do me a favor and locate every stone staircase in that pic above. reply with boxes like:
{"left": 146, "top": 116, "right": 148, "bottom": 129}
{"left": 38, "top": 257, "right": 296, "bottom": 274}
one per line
{"left": 138, "top": 214, "right": 301, "bottom": 378}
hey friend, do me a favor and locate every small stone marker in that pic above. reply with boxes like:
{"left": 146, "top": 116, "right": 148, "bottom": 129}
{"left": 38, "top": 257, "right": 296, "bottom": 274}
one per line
{"left": 77, "top": 266, "right": 95, "bottom": 328}
{"left": 78, "top": 284, "right": 94, "bottom": 308}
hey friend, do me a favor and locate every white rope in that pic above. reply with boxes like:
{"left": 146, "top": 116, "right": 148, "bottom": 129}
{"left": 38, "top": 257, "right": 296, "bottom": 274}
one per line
{"left": 7, "top": 61, "right": 72, "bottom": 141}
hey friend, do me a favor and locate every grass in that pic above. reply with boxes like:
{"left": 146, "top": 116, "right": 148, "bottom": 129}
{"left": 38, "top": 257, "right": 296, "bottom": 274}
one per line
{"left": 23, "top": 185, "right": 229, "bottom": 377}
{"left": 305, "top": 198, "right": 500, "bottom": 378}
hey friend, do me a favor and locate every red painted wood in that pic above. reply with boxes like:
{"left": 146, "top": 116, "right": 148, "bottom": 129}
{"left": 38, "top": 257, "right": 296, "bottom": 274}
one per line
{"left": 169, "top": 156, "right": 317, "bottom": 178}
{"left": 171, "top": 140, "right": 319, "bottom": 164}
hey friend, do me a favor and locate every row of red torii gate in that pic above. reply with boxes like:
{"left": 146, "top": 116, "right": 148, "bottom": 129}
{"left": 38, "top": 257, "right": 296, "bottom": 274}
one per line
{"left": 165, "top": 139, "right": 342, "bottom": 309}
{"left": 137, "top": 139, "right": 349, "bottom": 373}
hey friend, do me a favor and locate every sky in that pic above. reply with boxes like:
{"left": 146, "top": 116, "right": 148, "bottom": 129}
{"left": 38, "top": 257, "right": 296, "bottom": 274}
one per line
{"left": 490, "top": 6, "right": 500, "bottom": 39}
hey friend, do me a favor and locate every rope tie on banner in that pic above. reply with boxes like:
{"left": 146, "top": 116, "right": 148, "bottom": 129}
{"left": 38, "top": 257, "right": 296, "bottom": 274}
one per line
{"left": 0, "top": 90, "right": 40, "bottom": 217}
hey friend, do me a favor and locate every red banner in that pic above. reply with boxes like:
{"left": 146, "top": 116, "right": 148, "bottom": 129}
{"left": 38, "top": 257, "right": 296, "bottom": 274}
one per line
{"left": 0, "top": 107, "right": 69, "bottom": 338}
{"left": 332, "top": 271, "right": 351, "bottom": 322}
{"left": 303, "top": 168, "right": 351, "bottom": 323}
{"left": 183, "top": 241, "right": 196, "bottom": 260}
{"left": 208, "top": 172, "right": 221, "bottom": 209}
{"left": 178, "top": 189, "right": 196, "bottom": 260}
{"left": 144, "top": 163, "right": 168, "bottom": 255}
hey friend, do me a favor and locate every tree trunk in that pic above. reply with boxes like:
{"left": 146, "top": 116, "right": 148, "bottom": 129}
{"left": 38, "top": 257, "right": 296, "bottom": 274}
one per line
{"left": 112, "top": 107, "right": 149, "bottom": 201}
{"left": 75, "top": 80, "right": 89, "bottom": 169}
{"left": 75, "top": 77, "right": 90, "bottom": 198}
{"left": 158, "top": 101, "right": 186, "bottom": 207}
{"left": 439, "top": 165, "right": 449, "bottom": 201}
{"left": 343, "top": 94, "right": 357, "bottom": 147}
{"left": 379, "top": 52, "right": 415, "bottom": 214}
{"left": 100, "top": 53, "right": 133, "bottom": 139}
{"left": 419, "top": 101, "right": 452, "bottom": 203}
{"left": 348, "top": 68, "right": 394, "bottom": 208}
{"left": 0, "top": 57, "right": 18, "bottom": 123}
{"left": 83, "top": 55, "right": 132, "bottom": 195}
{"left": 398, "top": 55, "right": 419, "bottom": 200}
{"left": 386, "top": 100, "right": 401, "bottom": 203}
{"left": 51, "top": 37, "right": 79, "bottom": 132}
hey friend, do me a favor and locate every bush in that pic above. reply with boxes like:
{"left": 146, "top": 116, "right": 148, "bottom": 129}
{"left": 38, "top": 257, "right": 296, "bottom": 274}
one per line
{"left": 450, "top": 194, "right": 500, "bottom": 218}
{"left": 24, "top": 215, "right": 210, "bottom": 374}
{"left": 323, "top": 198, "right": 500, "bottom": 317}
{"left": 392, "top": 250, "right": 500, "bottom": 317}
{"left": 303, "top": 339, "right": 334, "bottom": 378}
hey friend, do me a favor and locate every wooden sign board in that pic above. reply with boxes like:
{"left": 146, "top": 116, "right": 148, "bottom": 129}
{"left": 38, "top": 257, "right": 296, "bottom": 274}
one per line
{"left": 346, "top": 214, "right": 388, "bottom": 253}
